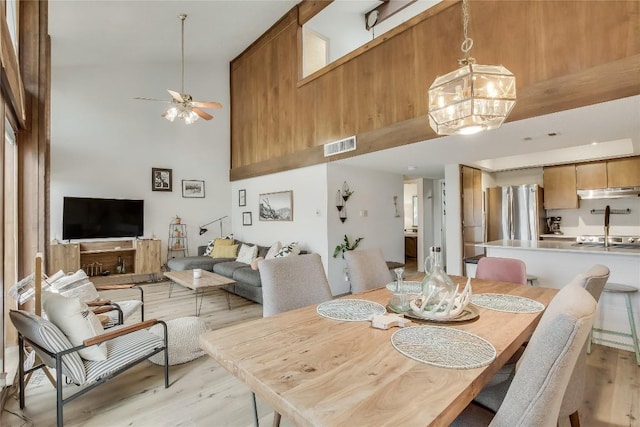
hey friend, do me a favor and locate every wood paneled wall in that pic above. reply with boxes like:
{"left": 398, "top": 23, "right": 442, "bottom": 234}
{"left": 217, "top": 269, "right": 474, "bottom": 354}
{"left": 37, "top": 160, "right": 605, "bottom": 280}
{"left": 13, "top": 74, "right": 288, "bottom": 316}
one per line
{"left": 230, "top": 0, "right": 640, "bottom": 180}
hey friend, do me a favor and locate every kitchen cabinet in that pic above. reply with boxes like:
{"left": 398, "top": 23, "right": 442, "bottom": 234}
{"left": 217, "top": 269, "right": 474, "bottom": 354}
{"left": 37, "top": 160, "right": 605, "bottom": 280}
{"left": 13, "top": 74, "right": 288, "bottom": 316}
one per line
{"left": 543, "top": 165, "right": 579, "bottom": 209}
{"left": 576, "top": 156, "right": 640, "bottom": 189}
{"left": 576, "top": 162, "right": 607, "bottom": 189}
{"left": 607, "top": 156, "right": 640, "bottom": 187}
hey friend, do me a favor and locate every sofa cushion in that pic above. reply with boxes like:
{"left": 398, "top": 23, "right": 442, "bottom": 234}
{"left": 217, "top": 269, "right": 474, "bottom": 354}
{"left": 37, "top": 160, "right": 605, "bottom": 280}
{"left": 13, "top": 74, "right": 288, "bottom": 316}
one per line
{"left": 232, "top": 266, "right": 262, "bottom": 288}
{"left": 213, "top": 261, "right": 249, "bottom": 277}
{"left": 211, "top": 244, "right": 239, "bottom": 259}
{"left": 275, "top": 242, "right": 300, "bottom": 258}
{"left": 265, "top": 241, "right": 282, "bottom": 259}
{"left": 236, "top": 244, "right": 258, "bottom": 264}
{"left": 167, "top": 256, "right": 218, "bottom": 272}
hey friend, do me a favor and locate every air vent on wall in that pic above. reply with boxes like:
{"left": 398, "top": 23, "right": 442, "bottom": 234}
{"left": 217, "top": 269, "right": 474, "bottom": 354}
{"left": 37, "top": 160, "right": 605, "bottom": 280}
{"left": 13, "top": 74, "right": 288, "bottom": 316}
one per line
{"left": 324, "top": 136, "right": 356, "bottom": 157}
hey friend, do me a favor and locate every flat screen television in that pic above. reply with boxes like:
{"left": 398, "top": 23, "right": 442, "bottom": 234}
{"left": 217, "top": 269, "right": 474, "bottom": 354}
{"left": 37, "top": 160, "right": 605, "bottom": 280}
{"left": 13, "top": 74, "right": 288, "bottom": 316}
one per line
{"left": 62, "top": 197, "right": 144, "bottom": 240}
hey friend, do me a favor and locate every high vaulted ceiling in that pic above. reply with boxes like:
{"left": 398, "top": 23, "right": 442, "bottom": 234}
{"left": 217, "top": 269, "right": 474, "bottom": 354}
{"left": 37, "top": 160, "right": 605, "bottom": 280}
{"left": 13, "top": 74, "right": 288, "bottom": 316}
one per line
{"left": 48, "top": 1, "right": 640, "bottom": 178}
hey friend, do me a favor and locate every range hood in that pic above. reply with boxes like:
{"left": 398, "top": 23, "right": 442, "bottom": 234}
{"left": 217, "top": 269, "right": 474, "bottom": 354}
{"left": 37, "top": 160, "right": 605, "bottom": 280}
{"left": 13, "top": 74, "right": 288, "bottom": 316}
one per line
{"left": 577, "top": 186, "right": 640, "bottom": 199}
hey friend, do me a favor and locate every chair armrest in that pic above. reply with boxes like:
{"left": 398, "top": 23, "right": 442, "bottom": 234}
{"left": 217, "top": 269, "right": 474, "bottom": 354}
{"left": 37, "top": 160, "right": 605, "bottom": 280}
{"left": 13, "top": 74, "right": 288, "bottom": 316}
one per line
{"left": 83, "top": 319, "right": 161, "bottom": 347}
{"left": 87, "top": 299, "right": 111, "bottom": 306}
{"left": 91, "top": 305, "right": 119, "bottom": 315}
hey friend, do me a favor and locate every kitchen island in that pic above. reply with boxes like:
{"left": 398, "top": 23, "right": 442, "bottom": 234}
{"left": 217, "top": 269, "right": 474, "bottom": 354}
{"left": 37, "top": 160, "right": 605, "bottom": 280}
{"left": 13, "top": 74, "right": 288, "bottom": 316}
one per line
{"left": 482, "top": 239, "right": 639, "bottom": 351}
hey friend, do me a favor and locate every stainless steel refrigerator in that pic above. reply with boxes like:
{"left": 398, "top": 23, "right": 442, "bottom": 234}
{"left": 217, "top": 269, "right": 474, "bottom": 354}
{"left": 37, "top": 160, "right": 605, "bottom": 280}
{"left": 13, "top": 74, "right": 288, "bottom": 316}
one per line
{"left": 485, "top": 184, "right": 545, "bottom": 241}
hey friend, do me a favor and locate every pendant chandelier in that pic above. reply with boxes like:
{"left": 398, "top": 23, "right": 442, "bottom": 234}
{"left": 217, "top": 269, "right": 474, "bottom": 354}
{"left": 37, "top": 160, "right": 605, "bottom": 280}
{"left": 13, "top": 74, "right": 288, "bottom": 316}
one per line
{"left": 427, "top": 0, "right": 516, "bottom": 136}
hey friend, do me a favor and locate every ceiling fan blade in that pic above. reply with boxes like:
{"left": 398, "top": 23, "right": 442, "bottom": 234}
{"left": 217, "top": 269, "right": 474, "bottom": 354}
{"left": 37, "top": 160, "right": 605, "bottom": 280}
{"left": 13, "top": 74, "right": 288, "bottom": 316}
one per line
{"left": 192, "top": 107, "right": 213, "bottom": 120}
{"left": 168, "top": 90, "right": 184, "bottom": 103}
{"left": 192, "top": 101, "right": 222, "bottom": 109}
{"left": 134, "top": 97, "right": 171, "bottom": 103}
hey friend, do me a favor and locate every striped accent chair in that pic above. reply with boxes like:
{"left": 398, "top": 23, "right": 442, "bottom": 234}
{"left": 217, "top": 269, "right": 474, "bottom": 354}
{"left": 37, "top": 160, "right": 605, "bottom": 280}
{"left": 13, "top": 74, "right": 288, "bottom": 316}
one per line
{"left": 9, "top": 309, "right": 169, "bottom": 427}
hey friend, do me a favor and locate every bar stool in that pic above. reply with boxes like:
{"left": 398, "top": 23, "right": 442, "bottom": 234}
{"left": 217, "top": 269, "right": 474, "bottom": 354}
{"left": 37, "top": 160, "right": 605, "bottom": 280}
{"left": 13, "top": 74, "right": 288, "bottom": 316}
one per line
{"left": 588, "top": 283, "right": 640, "bottom": 366}
{"left": 526, "top": 274, "right": 538, "bottom": 286}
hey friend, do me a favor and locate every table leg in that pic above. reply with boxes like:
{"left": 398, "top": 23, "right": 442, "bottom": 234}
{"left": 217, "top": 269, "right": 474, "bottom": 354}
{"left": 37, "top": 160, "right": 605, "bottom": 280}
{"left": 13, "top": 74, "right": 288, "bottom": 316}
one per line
{"left": 196, "top": 289, "right": 204, "bottom": 317}
{"left": 168, "top": 281, "right": 174, "bottom": 298}
{"left": 225, "top": 290, "right": 232, "bottom": 310}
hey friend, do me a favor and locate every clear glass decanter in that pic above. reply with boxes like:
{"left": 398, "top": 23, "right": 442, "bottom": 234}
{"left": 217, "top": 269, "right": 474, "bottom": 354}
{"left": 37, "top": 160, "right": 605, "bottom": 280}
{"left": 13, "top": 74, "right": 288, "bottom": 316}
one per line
{"left": 420, "top": 247, "right": 455, "bottom": 312}
{"left": 389, "top": 267, "right": 409, "bottom": 313}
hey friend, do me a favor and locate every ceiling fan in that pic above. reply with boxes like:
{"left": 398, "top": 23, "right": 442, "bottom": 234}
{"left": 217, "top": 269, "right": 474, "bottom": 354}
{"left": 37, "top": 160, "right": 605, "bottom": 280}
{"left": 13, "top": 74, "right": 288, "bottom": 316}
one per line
{"left": 135, "top": 13, "right": 222, "bottom": 124}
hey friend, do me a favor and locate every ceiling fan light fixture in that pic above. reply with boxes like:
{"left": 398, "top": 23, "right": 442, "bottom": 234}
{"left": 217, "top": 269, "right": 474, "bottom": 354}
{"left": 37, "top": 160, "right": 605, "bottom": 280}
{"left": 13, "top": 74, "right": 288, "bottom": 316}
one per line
{"left": 427, "top": 0, "right": 516, "bottom": 136}
{"left": 164, "top": 106, "right": 179, "bottom": 122}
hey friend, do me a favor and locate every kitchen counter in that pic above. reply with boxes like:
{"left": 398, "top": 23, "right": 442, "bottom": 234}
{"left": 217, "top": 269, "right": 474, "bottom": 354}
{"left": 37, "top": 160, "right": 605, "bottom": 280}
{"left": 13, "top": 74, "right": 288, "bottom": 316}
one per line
{"left": 481, "top": 239, "right": 639, "bottom": 352}
{"left": 483, "top": 239, "right": 640, "bottom": 256}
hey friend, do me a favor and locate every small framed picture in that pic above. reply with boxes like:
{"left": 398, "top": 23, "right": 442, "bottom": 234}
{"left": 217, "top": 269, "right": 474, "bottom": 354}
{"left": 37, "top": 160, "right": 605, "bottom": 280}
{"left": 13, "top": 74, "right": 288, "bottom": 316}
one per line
{"left": 239, "top": 189, "right": 246, "bottom": 206}
{"left": 182, "top": 180, "right": 205, "bottom": 198}
{"left": 242, "top": 211, "right": 252, "bottom": 226}
{"left": 152, "top": 168, "right": 172, "bottom": 192}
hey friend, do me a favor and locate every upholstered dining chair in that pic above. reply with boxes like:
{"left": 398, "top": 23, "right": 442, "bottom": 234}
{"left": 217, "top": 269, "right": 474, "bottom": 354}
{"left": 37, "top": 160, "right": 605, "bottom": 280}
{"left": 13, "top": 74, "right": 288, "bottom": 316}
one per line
{"left": 472, "top": 264, "right": 609, "bottom": 427}
{"left": 451, "top": 282, "right": 597, "bottom": 426}
{"left": 256, "top": 253, "right": 334, "bottom": 426}
{"left": 344, "top": 248, "right": 393, "bottom": 294}
{"left": 259, "top": 253, "right": 333, "bottom": 317}
{"left": 475, "top": 256, "right": 527, "bottom": 285}
{"left": 559, "top": 264, "right": 610, "bottom": 427}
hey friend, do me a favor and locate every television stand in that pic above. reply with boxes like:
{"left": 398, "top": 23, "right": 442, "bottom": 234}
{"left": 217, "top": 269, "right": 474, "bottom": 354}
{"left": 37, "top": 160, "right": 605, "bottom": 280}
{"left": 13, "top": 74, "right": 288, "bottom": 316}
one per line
{"left": 48, "top": 239, "right": 162, "bottom": 285}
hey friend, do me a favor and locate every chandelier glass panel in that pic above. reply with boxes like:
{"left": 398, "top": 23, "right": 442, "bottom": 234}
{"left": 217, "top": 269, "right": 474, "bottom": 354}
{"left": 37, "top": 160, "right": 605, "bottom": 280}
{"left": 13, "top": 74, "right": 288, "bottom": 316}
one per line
{"left": 428, "top": 0, "right": 516, "bottom": 136}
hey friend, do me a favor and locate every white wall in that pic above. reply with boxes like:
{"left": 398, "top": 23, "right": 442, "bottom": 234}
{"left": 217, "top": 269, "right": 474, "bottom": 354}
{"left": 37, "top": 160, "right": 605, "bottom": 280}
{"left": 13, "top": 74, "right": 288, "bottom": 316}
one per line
{"left": 229, "top": 163, "right": 404, "bottom": 295}
{"left": 327, "top": 163, "right": 404, "bottom": 295}
{"left": 50, "top": 60, "right": 231, "bottom": 263}
{"left": 444, "top": 164, "right": 463, "bottom": 275}
{"left": 229, "top": 164, "right": 328, "bottom": 256}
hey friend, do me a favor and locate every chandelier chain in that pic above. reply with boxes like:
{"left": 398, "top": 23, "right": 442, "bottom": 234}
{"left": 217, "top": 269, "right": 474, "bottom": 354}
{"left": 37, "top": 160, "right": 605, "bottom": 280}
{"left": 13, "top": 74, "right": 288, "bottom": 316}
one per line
{"left": 459, "top": 0, "right": 474, "bottom": 65}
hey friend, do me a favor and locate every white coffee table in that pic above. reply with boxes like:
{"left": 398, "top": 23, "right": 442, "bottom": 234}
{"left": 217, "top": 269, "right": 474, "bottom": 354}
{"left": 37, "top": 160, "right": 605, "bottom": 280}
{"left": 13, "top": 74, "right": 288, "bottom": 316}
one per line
{"left": 164, "top": 269, "right": 236, "bottom": 316}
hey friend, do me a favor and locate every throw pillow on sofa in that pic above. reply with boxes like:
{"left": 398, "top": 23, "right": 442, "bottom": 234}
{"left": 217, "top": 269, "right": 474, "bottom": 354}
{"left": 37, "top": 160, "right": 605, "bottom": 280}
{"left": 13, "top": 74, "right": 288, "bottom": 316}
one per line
{"left": 236, "top": 244, "right": 258, "bottom": 264}
{"left": 274, "top": 242, "right": 300, "bottom": 258}
{"left": 211, "top": 244, "right": 239, "bottom": 258}
{"left": 265, "top": 241, "right": 282, "bottom": 259}
{"left": 203, "top": 235, "right": 234, "bottom": 256}
{"left": 43, "top": 292, "right": 107, "bottom": 361}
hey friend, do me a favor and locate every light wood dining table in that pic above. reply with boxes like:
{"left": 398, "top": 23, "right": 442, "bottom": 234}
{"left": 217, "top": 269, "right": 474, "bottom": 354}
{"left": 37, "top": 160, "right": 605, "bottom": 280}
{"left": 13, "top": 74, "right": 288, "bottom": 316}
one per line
{"left": 199, "top": 276, "right": 558, "bottom": 427}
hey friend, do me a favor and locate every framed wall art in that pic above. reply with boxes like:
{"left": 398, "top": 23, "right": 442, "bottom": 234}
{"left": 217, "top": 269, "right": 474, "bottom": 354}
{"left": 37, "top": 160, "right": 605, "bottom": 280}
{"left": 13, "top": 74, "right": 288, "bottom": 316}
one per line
{"left": 243, "top": 211, "right": 252, "bottom": 226}
{"left": 259, "top": 190, "right": 293, "bottom": 221}
{"left": 152, "top": 168, "right": 172, "bottom": 192}
{"left": 239, "top": 189, "right": 246, "bottom": 206}
{"left": 182, "top": 180, "right": 205, "bottom": 198}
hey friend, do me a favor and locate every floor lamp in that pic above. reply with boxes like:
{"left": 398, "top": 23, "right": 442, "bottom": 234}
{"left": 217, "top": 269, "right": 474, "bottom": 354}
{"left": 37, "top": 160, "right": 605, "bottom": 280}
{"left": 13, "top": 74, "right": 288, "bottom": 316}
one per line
{"left": 198, "top": 215, "right": 228, "bottom": 236}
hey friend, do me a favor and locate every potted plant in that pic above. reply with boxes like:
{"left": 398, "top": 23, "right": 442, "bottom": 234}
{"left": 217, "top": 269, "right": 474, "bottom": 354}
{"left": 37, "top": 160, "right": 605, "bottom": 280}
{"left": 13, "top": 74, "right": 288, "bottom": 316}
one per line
{"left": 174, "top": 215, "right": 182, "bottom": 224}
{"left": 333, "top": 234, "right": 363, "bottom": 258}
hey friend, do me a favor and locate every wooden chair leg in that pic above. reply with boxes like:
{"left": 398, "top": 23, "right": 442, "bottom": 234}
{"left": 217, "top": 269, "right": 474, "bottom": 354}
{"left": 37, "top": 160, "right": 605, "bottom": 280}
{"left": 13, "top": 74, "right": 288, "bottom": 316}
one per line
{"left": 569, "top": 410, "right": 581, "bottom": 427}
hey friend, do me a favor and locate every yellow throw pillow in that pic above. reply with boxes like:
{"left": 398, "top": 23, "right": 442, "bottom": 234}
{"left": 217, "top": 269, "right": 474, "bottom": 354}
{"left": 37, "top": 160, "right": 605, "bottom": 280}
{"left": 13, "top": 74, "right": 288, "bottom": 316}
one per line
{"left": 208, "top": 238, "right": 235, "bottom": 258}
{"left": 211, "top": 244, "right": 239, "bottom": 259}
{"left": 214, "top": 238, "right": 234, "bottom": 246}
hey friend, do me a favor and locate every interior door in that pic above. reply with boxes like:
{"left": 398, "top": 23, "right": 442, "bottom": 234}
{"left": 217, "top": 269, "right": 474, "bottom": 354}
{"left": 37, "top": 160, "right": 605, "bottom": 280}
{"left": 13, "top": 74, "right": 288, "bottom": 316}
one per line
{"left": 461, "top": 166, "right": 484, "bottom": 260}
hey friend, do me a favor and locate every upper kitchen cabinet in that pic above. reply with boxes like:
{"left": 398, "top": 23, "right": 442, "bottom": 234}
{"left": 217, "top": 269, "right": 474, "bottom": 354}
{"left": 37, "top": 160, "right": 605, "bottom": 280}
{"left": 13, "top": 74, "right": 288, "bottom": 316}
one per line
{"left": 607, "top": 157, "right": 640, "bottom": 187}
{"left": 543, "top": 165, "right": 579, "bottom": 209}
{"left": 576, "top": 162, "right": 607, "bottom": 189}
{"left": 576, "top": 156, "right": 640, "bottom": 189}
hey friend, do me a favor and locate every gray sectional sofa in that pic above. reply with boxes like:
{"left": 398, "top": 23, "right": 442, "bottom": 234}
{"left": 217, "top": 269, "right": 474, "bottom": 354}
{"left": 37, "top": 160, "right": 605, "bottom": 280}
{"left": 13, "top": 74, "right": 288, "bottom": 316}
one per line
{"left": 166, "top": 242, "right": 270, "bottom": 304}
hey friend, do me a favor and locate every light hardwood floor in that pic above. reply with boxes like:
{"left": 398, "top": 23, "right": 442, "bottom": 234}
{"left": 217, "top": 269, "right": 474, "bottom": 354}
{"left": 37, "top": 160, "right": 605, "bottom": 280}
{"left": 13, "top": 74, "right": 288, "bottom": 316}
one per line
{"left": 1, "top": 281, "right": 638, "bottom": 426}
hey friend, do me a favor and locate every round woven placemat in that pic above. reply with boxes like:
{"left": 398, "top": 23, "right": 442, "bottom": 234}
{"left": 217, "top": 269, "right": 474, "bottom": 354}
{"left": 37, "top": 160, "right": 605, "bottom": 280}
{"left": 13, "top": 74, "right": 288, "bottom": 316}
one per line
{"left": 471, "top": 293, "right": 545, "bottom": 314}
{"left": 391, "top": 325, "right": 496, "bottom": 369}
{"left": 316, "top": 299, "right": 386, "bottom": 321}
